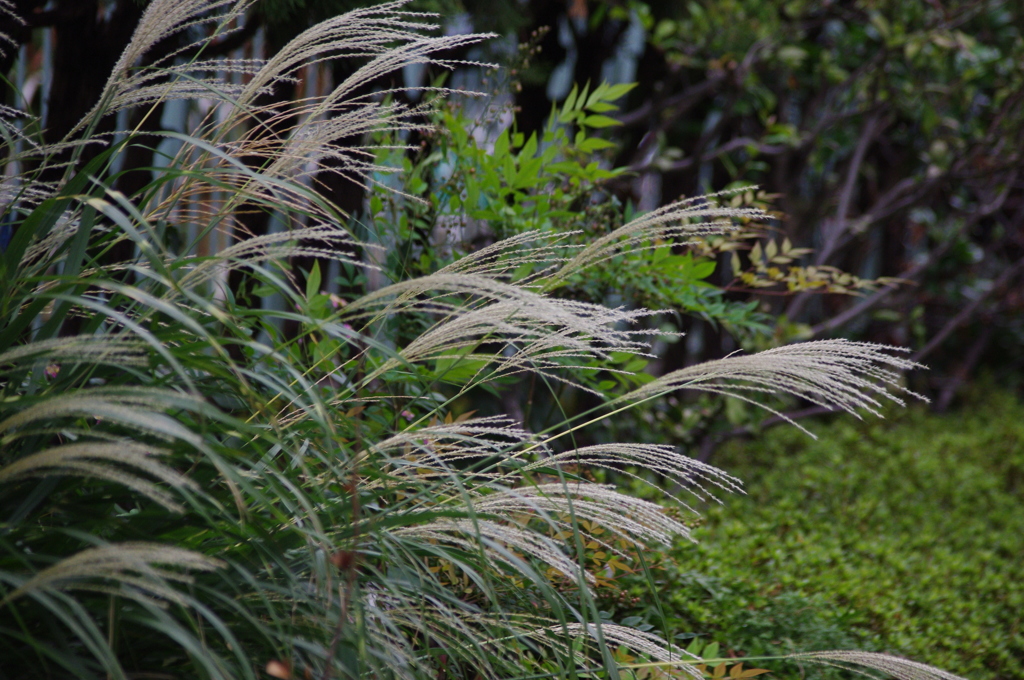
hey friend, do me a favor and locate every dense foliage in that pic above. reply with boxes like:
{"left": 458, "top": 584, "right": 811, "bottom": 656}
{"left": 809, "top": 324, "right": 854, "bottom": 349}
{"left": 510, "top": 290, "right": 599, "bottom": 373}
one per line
{"left": 5, "top": 0, "right": 1021, "bottom": 396}
{"left": 0, "top": 2, "right": 1015, "bottom": 680}
{"left": 508, "top": 0, "right": 1024, "bottom": 399}
{"left": 601, "top": 387, "right": 1024, "bottom": 680}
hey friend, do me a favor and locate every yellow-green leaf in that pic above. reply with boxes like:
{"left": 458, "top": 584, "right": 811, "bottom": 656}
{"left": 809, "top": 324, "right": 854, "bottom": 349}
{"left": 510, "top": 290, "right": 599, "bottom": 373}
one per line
{"left": 581, "top": 114, "right": 622, "bottom": 128}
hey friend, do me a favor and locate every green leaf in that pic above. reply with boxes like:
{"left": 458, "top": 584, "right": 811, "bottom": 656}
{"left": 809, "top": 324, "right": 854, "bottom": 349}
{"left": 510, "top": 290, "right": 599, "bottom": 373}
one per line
{"left": 563, "top": 84, "right": 580, "bottom": 113}
{"left": 1, "top": 147, "right": 113, "bottom": 292}
{"left": 306, "top": 261, "right": 322, "bottom": 300}
{"left": 578, "top": 137, "right": 617, "bottom": 152}
{"left": 750, "top": 241, "right": 763, "bottom": 264}
{"left": 603, "top": 82, "right": 637, "bottom": 101}
{"left": 693, "top": 260, "right": 716, "bottom": 279}
{"left": 519, "top": 132, "right": 538, "bottom": 160}
{"left": 585, "top": 81, "right": 608, "bottom": 109}
{"left": 493, "top": 129, "right": 510, "bottom": 159}
{"left": 581, "top": 114, "right": 622, "bottom": 129}
{"left": 777, "top": 45, "right": 808, "bottom": 68}
{"left": 577, "top": 82, "right": 591, "bottom": 112}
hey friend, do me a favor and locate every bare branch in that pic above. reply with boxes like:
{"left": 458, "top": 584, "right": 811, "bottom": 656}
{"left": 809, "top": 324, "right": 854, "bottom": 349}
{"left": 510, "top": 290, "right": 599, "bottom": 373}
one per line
{"left": 910, "top": 255, "right": 1024, "bottom": 364}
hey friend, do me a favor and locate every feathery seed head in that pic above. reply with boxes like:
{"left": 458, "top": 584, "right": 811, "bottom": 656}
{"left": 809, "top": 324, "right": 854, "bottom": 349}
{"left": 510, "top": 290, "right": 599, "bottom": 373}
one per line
{"left": 1, "top": 542, "right": 222, "bottom": 609}
{"left": 626, "top": 339, "right": 926, "bottom": 435}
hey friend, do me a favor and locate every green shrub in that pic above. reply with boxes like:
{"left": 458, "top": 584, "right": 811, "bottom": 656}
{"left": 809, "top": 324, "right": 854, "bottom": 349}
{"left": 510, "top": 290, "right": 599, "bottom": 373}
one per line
{"left": 607, "top": 388, "right": 1024, "bottom": 680}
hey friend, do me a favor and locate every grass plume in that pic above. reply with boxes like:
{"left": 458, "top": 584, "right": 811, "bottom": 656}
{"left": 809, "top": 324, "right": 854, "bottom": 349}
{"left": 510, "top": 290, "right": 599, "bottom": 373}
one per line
{"left": 0, "top": 2, "right": 959, "bottom": 679}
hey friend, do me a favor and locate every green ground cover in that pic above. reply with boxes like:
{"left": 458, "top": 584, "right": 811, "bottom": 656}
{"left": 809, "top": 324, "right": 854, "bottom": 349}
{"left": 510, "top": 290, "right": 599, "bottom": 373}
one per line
{"left": 611, "top": 387, "right": 1024, "bottom": 680}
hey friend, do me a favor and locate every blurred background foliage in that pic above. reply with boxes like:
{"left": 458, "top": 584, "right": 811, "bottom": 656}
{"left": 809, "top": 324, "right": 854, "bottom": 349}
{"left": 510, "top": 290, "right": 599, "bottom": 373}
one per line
{"left": 499, "top": 0, "right": 1024, "bottom": 409}
{"left": 6, "top": 0, "right": 1021, "bottom": 402}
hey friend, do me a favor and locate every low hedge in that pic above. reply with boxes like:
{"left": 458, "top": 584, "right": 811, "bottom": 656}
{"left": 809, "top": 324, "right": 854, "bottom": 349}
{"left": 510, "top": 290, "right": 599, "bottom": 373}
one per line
{"left": 608, "top": 387, "right": 1024, "bottom": 680}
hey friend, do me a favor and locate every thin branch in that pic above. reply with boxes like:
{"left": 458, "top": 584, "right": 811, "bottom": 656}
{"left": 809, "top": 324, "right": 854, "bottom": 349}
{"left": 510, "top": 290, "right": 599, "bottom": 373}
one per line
{"left": 809, "top": 168, "right": 1016, "bottom": 338}
{"left": 809, "top": 241, "right": 952, "bottom": 337}
{"left": 829, "top": 112, "right": 886, "bottom": 259}
{"left": 617, "top": 73, "right": 726, "bottom": 130}
{"left": 629, "top": 136, "right": 791, "bottom": 175}
{"left": 622, "top": 37, "right": 770, "bottom": 173}
{"left": 695, "top": 405, "right": 838, "bottom": 463}
{"left": 935, "top": 324, "right": 992, "bottom": 413}
{"left": 910, "top": 255, "right": 1024, "bottom": 364}
{"left": 786, "top": 111, "right": 885, "bottom": 320}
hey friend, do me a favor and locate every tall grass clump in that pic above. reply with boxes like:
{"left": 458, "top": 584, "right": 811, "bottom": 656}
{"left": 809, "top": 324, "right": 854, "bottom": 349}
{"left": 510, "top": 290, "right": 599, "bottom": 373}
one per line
{"left": 0, "top": 2, "right": 971, "bottom": 679}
